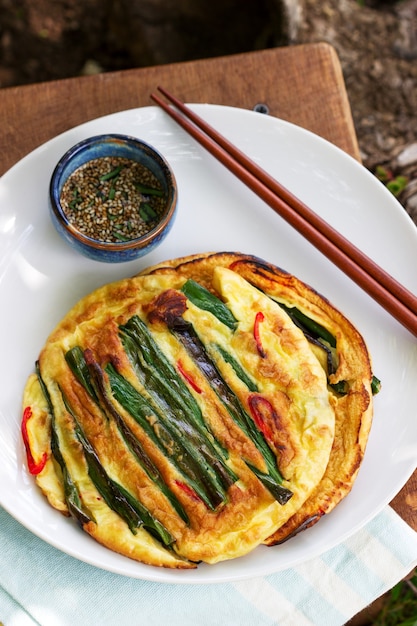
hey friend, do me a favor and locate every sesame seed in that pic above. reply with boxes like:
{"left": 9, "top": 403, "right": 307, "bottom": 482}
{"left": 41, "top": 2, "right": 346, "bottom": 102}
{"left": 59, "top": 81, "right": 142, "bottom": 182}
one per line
{"left": 60, "top": 156, "right": 166, "bottom": 243}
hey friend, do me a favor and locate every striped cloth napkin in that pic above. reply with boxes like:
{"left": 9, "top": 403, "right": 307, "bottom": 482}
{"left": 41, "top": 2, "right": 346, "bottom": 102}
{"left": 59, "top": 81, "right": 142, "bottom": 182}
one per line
{"left": 1, "top": 504, "right": 417, "bottom": 626}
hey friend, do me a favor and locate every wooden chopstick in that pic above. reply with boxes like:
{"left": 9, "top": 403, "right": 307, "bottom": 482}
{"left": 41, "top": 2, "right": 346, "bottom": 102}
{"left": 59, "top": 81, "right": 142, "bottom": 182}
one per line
{"left": 150, "top": 86, "right": 417, "bottom": 338}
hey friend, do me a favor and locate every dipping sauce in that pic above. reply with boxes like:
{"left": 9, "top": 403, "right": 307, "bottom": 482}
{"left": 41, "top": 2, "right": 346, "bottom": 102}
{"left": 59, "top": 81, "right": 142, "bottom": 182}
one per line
{"left": 60, "top": 156, "right": 166, "bottom": 243}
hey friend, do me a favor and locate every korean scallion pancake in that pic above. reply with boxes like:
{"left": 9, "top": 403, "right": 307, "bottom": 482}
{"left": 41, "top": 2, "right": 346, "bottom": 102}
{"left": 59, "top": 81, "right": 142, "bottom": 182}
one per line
{"left": 22, "top": 252, "right": 374, "bottom": 568}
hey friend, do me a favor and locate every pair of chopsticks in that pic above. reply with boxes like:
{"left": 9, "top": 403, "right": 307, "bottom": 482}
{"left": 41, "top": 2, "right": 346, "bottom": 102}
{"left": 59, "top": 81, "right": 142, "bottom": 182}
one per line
{"left": 150, "top": 86, "right": 417, "bottom": 338}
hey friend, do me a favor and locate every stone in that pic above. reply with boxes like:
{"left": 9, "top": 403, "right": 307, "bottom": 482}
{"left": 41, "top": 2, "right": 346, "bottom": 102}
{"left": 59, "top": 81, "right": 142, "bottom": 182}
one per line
{"left": 396, "top": 142, "right": 417, "bottom": 168}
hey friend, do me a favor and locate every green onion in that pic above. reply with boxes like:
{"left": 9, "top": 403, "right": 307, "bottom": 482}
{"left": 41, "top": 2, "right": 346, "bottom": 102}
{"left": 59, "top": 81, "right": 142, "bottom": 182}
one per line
{"left": 168, "top": 318, "right": 293, "bottom": 505}
{"left": 65, "top": 347, "right": 98, "bottom": 401}
{"left": 329, "top": 380, "right": 349, "bottom": 395}
{"left": 181, "top": 279, "right": 238, "bottom": 331}
{"left": 214, "top": 344, "right": 258, "bottom": 392}
{"left": 119, "top": 317, "right": 237, "bottom": 503}
{"left": 277, "top": 301, "right": 336, "bottom": 347}
{"left": 275, "top": 299, "right": 382, "bottom": 397}
{"left": 99, "top": 165, "right": 124, "bottom": 181}
{"left": 134, "top": 182, "right": 164, "bottom": 196}
{"left": 371, "top": 375, "right": 381, "bottom": 395}
{"left": 65, "top": 347, "right": 189, "bottom": 524}
{"left": 139, "top": 202, "right": 157, "bottom": 223}
{"left": 35, "top": 361, "right": 95, "bottom": 526}
{"left": 120, "top": 316, "right": 231, "bottom": 457}
{"left": 269, "top": 297, "right": 352, "bottom": 394}
{"left": 112, "top": 231, "right": 130, "bottom": 242}
{"left": 108, "top": 364, "right": 229, "bottom": 510}
{"left": 71, "top": 412, "right": 175, "bottom": 544}
{"left": 116, "top": 483, "right": 176, "bottom": 545}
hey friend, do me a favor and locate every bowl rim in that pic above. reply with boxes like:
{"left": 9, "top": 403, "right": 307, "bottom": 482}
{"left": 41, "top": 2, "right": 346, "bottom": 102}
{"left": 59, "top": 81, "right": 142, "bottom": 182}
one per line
{"left": 49, "top": 133, "right": 177, "bottom": 252}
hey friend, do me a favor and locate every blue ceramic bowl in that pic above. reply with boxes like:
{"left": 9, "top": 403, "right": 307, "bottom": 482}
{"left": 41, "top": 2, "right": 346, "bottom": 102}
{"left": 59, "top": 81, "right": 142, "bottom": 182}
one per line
{"left": 49, "top": 134, "right": 178, "bottom": 263}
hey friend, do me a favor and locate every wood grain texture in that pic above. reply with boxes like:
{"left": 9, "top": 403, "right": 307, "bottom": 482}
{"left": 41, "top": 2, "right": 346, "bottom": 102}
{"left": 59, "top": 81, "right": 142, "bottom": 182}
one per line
{"left": 0, "top": 42, "right": 414, "bottom": 529}
{"left": 391, "top": 472, "right": 417, "bottom": 531}
{"left": 0, "top": 44, "right": 359, "bottom": 175}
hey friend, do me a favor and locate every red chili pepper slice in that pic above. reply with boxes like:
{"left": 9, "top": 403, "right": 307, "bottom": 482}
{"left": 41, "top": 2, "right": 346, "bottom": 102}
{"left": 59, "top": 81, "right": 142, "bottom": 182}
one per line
{"left": 177, "top": 359, "right": 203, "bottom": 393}
{"left": 248, "top": 395, "right": 275, "bottom": 442}
{"left": 21, "top": 406, "right": 48, "bottom": 475}
{"left": 174, "top": 480, "right": 202, "bottom": 502}
{"left": 254, "top": 311, "right": 266, "bottom": 358}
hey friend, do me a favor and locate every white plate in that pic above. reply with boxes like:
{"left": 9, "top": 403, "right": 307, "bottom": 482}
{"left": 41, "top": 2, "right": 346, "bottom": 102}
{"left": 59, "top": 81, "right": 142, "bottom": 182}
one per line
{"left": 1, "top": 104, "right": 417, "bottom": 584}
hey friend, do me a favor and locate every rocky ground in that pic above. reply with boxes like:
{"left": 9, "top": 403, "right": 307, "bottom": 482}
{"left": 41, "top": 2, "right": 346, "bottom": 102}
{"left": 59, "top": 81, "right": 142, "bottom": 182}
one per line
{"left": 0, "top": 0, "right": 416, "bottom": 222}
{"left": 298, "top": 0, "right": 417, "bottom": 224}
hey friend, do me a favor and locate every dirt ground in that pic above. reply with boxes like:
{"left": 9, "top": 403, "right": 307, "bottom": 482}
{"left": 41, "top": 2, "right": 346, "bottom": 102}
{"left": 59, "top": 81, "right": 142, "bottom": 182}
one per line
{"left": 0, "top": 0, "right": 416, "bottom": 221}
{"left": 298, "top": 0, "right": 417, "bottom": 223}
